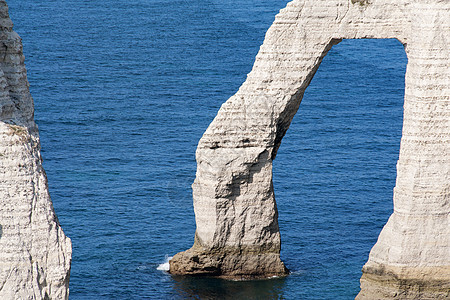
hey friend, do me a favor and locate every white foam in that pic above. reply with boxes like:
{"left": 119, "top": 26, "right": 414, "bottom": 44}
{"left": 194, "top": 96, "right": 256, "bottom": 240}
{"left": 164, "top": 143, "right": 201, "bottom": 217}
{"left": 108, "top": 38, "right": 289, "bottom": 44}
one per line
{"left": 157, "top": 255, "right": 173, "bottom": 272}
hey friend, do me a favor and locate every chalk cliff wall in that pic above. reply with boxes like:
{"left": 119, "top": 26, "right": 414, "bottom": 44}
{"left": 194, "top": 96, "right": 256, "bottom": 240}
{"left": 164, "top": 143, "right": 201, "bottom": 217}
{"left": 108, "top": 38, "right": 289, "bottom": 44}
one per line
{"left": 170, "top": 0, "right": 449, "bottom": 298}
{"left": 0, "top": 1, "right": 71, "bottom": 299}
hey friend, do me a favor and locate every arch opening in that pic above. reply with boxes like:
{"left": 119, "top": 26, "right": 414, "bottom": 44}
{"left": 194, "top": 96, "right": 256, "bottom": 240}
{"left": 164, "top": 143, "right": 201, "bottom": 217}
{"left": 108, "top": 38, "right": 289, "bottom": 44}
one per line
{"left": 273, "top": 38, "right": 406, "bottom": 297}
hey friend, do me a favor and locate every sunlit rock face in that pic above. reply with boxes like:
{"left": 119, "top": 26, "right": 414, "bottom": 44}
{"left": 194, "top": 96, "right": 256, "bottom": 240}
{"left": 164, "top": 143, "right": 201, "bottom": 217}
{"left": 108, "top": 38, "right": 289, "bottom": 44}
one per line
{"left": 0, "top": 1, "right": 72, "bottom": 299}
{"left": 170, "top": 0, "right": 449, "bottom": 297}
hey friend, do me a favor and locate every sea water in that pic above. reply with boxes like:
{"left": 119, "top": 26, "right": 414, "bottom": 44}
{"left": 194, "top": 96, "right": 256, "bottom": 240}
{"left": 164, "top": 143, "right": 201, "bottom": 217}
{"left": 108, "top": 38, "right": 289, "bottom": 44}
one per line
{"left": 7, "top": 0, "right": 406, "bottom": 298}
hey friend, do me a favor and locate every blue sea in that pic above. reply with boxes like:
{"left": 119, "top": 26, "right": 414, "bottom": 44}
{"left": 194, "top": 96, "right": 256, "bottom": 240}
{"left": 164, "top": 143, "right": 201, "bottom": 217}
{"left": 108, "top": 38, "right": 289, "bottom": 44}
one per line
{"left": 8, "top": 0, "right": 407, "bottom": 299}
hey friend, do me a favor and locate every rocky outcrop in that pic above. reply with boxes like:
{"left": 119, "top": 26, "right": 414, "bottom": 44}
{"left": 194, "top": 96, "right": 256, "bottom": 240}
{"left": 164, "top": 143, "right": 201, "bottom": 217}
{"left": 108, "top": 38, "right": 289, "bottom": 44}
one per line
{"left": 0, "top": 1, "right": 71, "bottom": 299}
{"left": 170, "top": 0, "right": 450, "bottom": 297}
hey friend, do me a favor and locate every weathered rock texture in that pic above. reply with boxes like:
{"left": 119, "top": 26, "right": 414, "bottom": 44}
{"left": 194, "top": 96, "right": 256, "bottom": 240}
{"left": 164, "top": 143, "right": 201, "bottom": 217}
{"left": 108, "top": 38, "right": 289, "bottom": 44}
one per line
{"left": 0, "top": 1, "right": 72, "bottom": 299}
{"left": 170, "top": 0, "right": 450, "bottom": 297}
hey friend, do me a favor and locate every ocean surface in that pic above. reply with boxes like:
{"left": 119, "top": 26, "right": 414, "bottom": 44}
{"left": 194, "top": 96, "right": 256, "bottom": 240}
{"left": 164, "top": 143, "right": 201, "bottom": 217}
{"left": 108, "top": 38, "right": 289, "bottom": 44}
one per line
{"left": 8, "top": 0, "right": 407, "bottom": 299}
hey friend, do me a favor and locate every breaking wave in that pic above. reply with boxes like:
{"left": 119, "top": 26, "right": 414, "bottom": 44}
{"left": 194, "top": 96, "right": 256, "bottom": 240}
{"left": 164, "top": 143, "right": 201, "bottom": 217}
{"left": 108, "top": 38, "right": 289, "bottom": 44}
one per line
{"left": 157, "top": 255, "right": 173, "bottom": 272}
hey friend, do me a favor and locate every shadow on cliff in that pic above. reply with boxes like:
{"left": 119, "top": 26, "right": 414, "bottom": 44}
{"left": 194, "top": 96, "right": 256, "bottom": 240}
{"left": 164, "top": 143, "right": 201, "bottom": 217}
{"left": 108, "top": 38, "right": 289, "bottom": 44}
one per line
{"left": 171, "top": 275, "right": 287, "bottom": 299}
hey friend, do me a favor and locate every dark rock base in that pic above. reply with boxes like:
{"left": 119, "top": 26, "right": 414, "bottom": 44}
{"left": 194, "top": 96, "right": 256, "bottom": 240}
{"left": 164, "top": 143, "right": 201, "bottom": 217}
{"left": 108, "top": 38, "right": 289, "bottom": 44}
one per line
{"left": 357, "top": 264, "right": 450, "bottom": 299}
{"left": 169, "top": 246, "right": 289, "bottom": 280}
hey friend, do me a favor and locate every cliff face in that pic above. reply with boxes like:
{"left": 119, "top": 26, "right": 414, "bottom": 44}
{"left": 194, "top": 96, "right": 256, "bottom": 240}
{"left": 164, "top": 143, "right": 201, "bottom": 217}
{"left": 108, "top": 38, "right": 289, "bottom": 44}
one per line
{"left": 170, "top": 0, "right": 450, "bottom": 298}
{"left": 0, "top": 1, "right": 72, "bottom": 299}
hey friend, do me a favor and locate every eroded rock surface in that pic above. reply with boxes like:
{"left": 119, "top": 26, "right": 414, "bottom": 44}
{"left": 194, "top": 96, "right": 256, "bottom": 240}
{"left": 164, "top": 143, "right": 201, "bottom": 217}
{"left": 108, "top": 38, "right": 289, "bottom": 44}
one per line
{"left": 0, "top": 1, "right": 72, "bottom": 299}
{"left": 170, "top": 0, "right": 449, "bottom": 297}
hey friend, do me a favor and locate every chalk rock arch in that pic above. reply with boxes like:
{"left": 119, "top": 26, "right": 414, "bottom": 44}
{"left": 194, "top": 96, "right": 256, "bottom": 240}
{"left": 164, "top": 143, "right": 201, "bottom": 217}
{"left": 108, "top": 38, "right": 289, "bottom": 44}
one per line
{"left": 170, "top": 0, "right": 449, "bottom": 297}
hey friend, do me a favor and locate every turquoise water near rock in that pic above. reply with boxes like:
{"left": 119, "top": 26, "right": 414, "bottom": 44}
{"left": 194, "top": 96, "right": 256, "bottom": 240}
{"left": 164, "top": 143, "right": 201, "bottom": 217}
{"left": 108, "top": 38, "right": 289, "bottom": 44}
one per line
{"left": 8, "top": 0, "right": 406, "bottom": 298}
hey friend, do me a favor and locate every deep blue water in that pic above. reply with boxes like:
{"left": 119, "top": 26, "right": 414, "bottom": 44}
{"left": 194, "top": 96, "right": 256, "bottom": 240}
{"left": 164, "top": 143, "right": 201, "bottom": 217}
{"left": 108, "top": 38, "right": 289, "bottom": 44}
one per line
{"left": 8, "top": 1, "right": 406, "bottom": 299}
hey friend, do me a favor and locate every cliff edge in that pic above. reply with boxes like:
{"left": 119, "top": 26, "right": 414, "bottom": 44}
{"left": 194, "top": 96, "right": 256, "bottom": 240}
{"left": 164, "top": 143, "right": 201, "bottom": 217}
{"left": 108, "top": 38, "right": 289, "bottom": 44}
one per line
{"left": 0, "top": 1, "right": 72, "bottom": 299}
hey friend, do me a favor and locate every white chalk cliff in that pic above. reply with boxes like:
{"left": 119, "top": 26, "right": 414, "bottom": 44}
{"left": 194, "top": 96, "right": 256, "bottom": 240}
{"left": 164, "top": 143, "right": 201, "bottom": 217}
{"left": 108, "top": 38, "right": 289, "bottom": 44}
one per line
{"left": 0, "top": 1, "right": 72, "bottom": 299}
{"left": 170, "top": 0, "right": 450, "bottom": 298}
